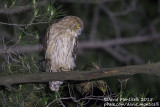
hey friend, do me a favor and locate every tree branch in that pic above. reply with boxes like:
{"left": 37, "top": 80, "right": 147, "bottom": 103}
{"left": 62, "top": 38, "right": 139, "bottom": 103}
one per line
{"left": 79, "top": 35, "right": 160, "bottom": 48}
{"left": 0, "top": 62, "right": 160, "bottom": 87}
{"left": 0, "top": 6, "right": 32, "bottom": 14}
{"left": 0, "top": 35, "right": 159, "bottom": 54}
{"left": 0, "top": 0, "right": 50, "bottom": 14}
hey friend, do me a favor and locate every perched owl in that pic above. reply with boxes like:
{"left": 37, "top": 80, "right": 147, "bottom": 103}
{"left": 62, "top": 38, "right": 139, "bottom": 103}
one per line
{"left": 44, "top": 16, "right": 83, "bottom": 91}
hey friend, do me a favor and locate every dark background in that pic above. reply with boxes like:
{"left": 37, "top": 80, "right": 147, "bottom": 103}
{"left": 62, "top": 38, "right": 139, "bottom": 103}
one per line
{"left": 0, "top": 0, "right": 160, "bottom": 106}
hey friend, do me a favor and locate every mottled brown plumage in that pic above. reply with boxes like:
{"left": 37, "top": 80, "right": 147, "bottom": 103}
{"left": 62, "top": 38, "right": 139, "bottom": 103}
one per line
{"left": 44, "top": 16, "right": 83, "bottom": 91}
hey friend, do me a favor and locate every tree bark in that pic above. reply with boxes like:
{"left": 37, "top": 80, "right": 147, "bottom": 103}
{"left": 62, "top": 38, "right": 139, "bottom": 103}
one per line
{"left": 0, "top": 62, "right": 160, "bottom": 87}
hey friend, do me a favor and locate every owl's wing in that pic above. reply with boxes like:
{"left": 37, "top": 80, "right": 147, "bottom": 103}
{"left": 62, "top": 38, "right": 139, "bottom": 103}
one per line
{"left": 72, "top": 37, "right": 78, "bottom": 60}
{"left": 44, "top": 25, "right": 53, "bottom": 72}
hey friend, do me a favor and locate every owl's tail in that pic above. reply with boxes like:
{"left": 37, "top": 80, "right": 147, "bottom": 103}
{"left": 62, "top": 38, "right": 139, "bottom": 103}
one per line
{"left": 49, "top": 81, "right": 63, "bottom": 91}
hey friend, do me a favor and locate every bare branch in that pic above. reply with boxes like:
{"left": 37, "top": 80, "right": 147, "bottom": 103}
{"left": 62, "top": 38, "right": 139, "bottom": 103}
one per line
{"left": 104, "top": 46, "right": 144, "bottom": 64}
{"left": 0, "top": 0, "right": 50, "bottom": 14}
{"left": 112, "top": 0, "right": 137, "bottom": 16}
{"left": 99, "top": 3, "right": 121, "bottom": 38}
{"left": 79, "top": 35, "right": 160, "bottom": 48}
{"left": 0, "top": 62, "right": 160, "bottom": 87}
{"left": 0, "top": 44, "right": 42, "bottom": 54}
{"left": 0, "top": 5, "right": 32, "bottom": 14}
{"left": 0, "top": 21, "right": 47, "bottom": 27}
{"left": 104, "top": 46, "right": 128, "bottom": 63}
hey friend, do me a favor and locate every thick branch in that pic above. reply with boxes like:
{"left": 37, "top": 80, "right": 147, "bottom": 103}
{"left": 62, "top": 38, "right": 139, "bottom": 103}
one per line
{"left": 0, "top": 36, "right": 159, "bottom": 54}
{"left": 0, "top": 62, "right": 160, "bottom": 86}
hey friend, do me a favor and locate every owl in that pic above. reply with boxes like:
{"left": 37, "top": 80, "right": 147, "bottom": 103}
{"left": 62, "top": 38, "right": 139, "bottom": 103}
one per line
{"left": 44, "top": 16, "right": 83, "bottom": 91}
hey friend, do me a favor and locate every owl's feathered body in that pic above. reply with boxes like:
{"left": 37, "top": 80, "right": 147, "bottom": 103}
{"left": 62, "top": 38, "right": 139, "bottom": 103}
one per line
{"left": 45, "top": 16, "right": 83, "bottom": 91}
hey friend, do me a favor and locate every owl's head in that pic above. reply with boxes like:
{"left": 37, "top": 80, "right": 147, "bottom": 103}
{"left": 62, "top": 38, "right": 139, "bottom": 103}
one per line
{"left": 60, "top": 16, "right": 83, "bottom": 37}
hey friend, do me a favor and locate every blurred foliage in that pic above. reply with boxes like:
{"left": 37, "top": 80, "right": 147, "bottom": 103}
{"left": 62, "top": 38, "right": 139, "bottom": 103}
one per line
{"left": 0, "top": 0, "right": 160, "bottom": 106}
